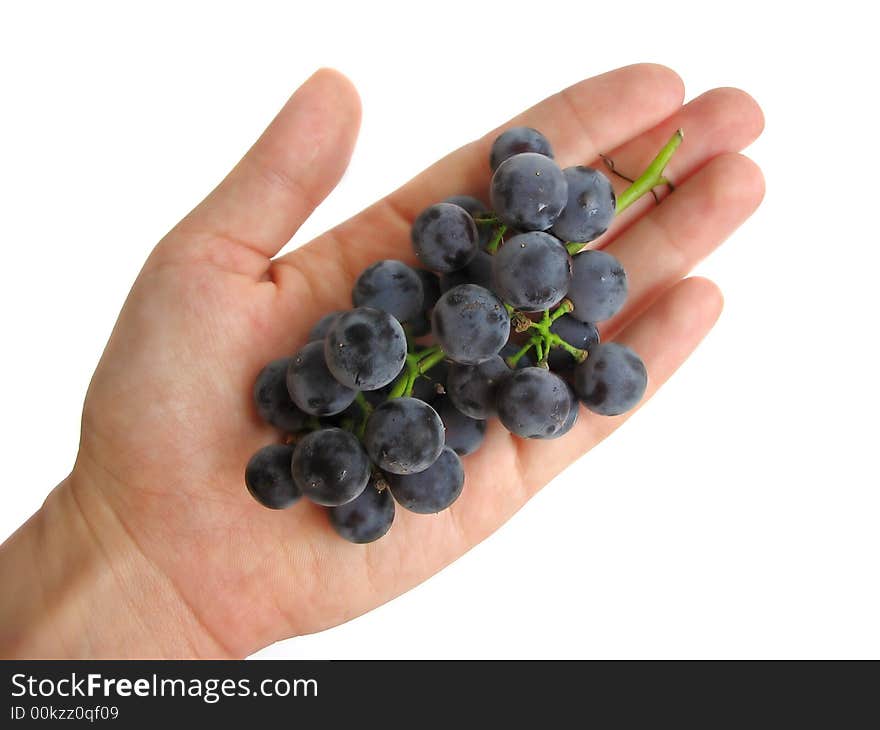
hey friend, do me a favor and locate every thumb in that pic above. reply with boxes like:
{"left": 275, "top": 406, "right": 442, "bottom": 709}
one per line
{"left": 161, "top": 68, "right": 361, "bottom": 269}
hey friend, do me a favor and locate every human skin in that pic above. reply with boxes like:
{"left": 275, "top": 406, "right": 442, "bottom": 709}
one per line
{"left": 0, "top": 65, "right": 765, "bottom": 658}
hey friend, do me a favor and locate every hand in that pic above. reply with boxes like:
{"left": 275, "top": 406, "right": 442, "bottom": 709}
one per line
{"left": 0, "top": 65, "right": 764, "bottom": 658}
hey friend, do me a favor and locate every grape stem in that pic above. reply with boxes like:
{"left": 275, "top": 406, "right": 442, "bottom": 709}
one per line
{"left": 354, "top": 392, "right": 373, "bottom": 439}
{"left": 388, "top": 345, "right": 446, "bottom": 399}
{"left": 504, "top": 299, "right": 588, "bottom": 368}
{"left": 565, "top": 128, "right": 683, "bottom": 256}
{"left": 486, "top": 224, "right": 507, "bottom": 254}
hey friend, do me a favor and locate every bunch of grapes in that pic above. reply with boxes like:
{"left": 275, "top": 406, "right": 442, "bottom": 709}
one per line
{"left": 246, "top": 126, "right": 682, "bottom": 543}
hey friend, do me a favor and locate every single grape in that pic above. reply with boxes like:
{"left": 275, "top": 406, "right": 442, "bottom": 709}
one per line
{"left": 500, "top": 340, "right": 536, "bottom": 369}
{"left": 406, "top": 269, "right": 443, "bottom": 337}
{"left": 362, "top": 385, "right": 391, "bottom": 407}
{"left": 319, "top": 398, "right": 363, "bottom": 430}
{"left": 535, "top": 383, "right": 579, "bottom": 439}
{"left": 352, "top": 260, "right": 424, "bottom": 323}
{"left": 491, "top": 231, "right": 572, "bottom": 311}
{"left": 573, "top": 342, "right": 647, "bottom": 416}
{"left": 404, "top": 311, "right": 431, "bottom": 338}
{"left": 364, "top": 397, "right": 445, "bottom": 475}
{"left": 490, "top": 153, "right": 567, "bottom": 231}
{"left": 308, "top": 311, "right": 343, "bottom": 342}
{"left": 324, "top": 307, "right": 407, "bottom": 391}
{"left": 551, "top": 166, "right": 616, "bottom": 243}
{"left": 567, "top": 249, "right": 628, "bottom": 323}
{"left": 387, "top": 446, "right": 464, "bottom": 514}
{"left": 253, "top": 358, "right": 308, "bottom": 433}
{"left": 245, "top": 444, "right": 302, "bottom": 509}
{"left": 440, "top": 249, "right": 494, "bottom": 292}
{"left": 495, "top": 366, "right": 571, "bottom": 439}
{"left": 292, "top": 427, "right": 370, "bottom": 506}
{"left": 489, "top": 127, "right": 554, "bottom": 171}
{"left": 411, "top": 203, "right": 478, "bottom": 273}
{"left": 444, "top": 194, "right": 488, "bottom": 218}
{"left": 328, "top": 475, "right": 395, "bottom": 544}
{"left": 410, "top": 359, "right": 449, "bottom": 404}
{"left": 416, "top": 269, "right": 442, "bottom": 311}
{"left": 547, "top": 315, "right": 600, "bottom": 372}
{"left": 431, "top": 284, "right": 510, "bottom": 365}
{"left": 286, "top": 340, "right": 357, "bottom": 416}
{"left": 436, "top": 397, "right": 486, "bottom": 456}
{"left": 447, "top": 355, "right": 508, "bottom": 419}
{"left": 444, "top": 195, "right": 493, "bottom": 249}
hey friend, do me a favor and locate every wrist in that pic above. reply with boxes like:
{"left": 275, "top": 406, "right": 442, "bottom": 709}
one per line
{"left": 0, "top": 468, "right": 231, "bottom": 658}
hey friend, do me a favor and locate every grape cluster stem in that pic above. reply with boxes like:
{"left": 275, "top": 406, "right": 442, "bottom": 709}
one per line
{"left": 387, "top": 345, "right": 446, "bottom": 400}
{"left": 505, "top": 299, "right": 587, "bottom": 368}
{"left": 485, "top": 223, "right": 507, "bottom": 254}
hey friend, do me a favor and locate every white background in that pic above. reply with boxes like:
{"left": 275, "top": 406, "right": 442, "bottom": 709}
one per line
{"left": 1, "top": 1, "right": 877, "bottom": 658}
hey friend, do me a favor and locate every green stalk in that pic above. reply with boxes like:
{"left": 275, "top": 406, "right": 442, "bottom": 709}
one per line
{"left": 354, "top": 392, "right": 373, "bottom": 438}
{"left": 504, "top": 299, "right": 588, "bottom": 368}
{"left": 505, "top": 338, "right": 537, "bottom": 368}
{"left": 486, "top": 224, "right": 507, "bottom": 254}
{"left": 388, "top": 346, "right": 446, "bottom": 399}
{"left": 565, "top": 129, "right": 683, "bottom": 256}
{"left": 615, "top": 129, "right": 683, "bottom": 214}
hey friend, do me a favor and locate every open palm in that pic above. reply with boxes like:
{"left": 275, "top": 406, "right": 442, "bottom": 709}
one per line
{"left": 50, "top": 65, "right": 764, "bottom": 657}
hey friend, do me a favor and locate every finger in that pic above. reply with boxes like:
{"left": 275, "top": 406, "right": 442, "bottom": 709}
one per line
{"left": 272, "top": 64, "right": 685, "bottom": 310}
{"left": 492, "top": 277, "right": 725, "bottom": 510}
{"left": 163, "top": 68, "right": 361, "bottom": 269}
{"left": 600, "top": 153, "right": 765, "bottom": 339}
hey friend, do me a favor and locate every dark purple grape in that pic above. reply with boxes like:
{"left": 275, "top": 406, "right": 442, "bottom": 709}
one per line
{"left": 489, "top": 127, "right": 554, "bottom": 171}
{"left": 253, "top": 358, "right": 308, "bottom": 433}
{"left": 292, "top": 427, "right": 370, "bottom": 506}
{"left": 416, "top": 269, "right": 442, "bottom": 310}
{"left": 405, "top": 312, "right": 431, "bottom": 338}
{"left": 309, "top": 311, "right": 343, "bottom": 342}
{"left": 387, "top": 446, "right": 464, "bottom": 514}
{"left": 491, "top": 231, "right": 572, "bottom": 311}
{"left": 431, "top": 284, "right": 510, "bottom": 365}
{"left": 407, "top": 269, "right": 443, "bottom": 337}
{"left": 319, "top": 398, "right": 363, "bottom": 430}
{"left": 324, "top": 307, "right": 407, "bottom": 391}
{"left": 411, "top": 203, "right": 478, "bottom": 273}
{"left": 245, "top": 444, "right": 302, "bottom": 509}
{"left": 547, "top": 315, "right": 600, "bottom": 372}
{"left": 534, "top": 383, "right": 579, "bottom": 439}
{"left": 328, "top": 475, "right": 395, "bottom": 544}
{"left": 286, "top": 341, "right": 357, "bottom": 416}
{"left": 362, "top": 385, "right": 391, "bottom": 407}
{"left": 440, "top": 249, "right": 493, "bottom": 292}
{"left": 568, "top": 250, "right": 628, "bottom": 323}
{"left": 443, "top": 195, "right": 488, "bottom": 218}
{"left": 444, "top": 195, "right": 493, "bottom": 249}
{"left": 495, "top": 367, "right": 571, "bottom": 439}
{"left": 490, "top": 153, "right": 567, "bottom": 231}
{"left": 573, "top": 343, "right": 647, "bottom": 416}
{"left": 446, "top": 355, "right": 508, "bottom": 419}
{"left": 551, "top": 166, "right": 616, "bottom": 243}
{"left": 436, "top": 397, "right": 486, "bottom": 456}
{"left": 352, "top": 260, "right": 424, "bottom": 323}
{"left": 364, "top": 397, "right": 444, "bottom": 475}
